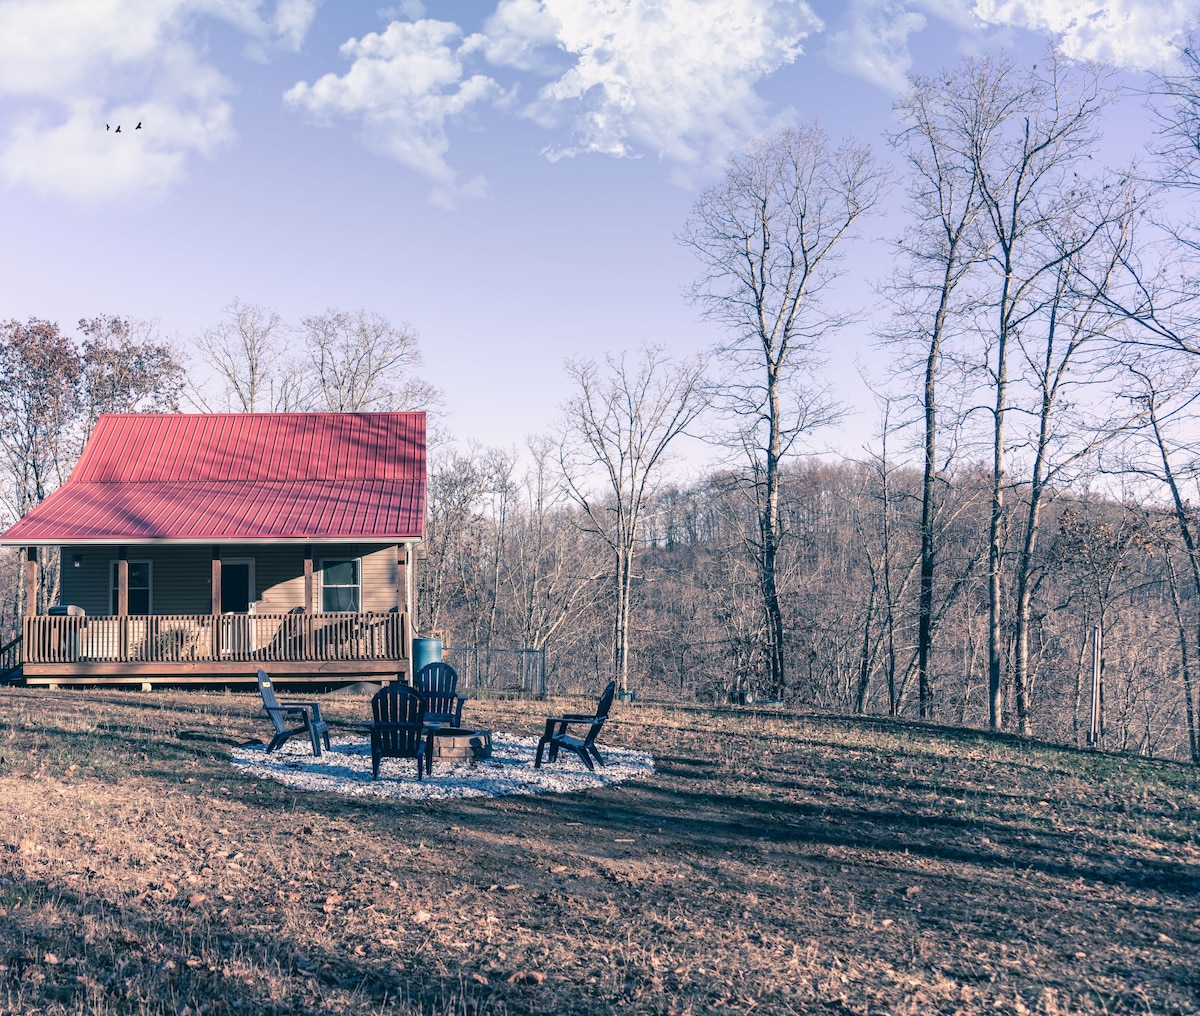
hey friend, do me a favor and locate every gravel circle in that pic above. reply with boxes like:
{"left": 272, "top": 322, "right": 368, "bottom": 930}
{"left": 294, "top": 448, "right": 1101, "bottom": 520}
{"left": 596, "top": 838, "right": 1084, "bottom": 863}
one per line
{"left": 230, "top": 732, "right": 655, "bottom": 799}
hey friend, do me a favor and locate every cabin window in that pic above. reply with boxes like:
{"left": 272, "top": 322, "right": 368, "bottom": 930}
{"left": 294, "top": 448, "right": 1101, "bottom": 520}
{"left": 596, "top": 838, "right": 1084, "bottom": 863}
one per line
{"left": 320, "top": 558, "right": 360, "bottom": 612}
{"left": 109, "top": 560, "right": 152, "bottom": 614}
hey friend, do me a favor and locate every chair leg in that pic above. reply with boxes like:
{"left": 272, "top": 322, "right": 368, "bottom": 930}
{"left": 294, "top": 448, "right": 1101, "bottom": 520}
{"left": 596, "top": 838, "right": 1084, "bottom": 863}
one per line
{"left": 588, "top": 745, "right": 604, "bottom": 768}
{"left": 306, "top": 718, "right": 322, "bottom": 757}
{"left": 574, "top": 745, "right": 595, "bottom": 772}
{"left": 535, "top": 738, "right": 548, "bottom": 768}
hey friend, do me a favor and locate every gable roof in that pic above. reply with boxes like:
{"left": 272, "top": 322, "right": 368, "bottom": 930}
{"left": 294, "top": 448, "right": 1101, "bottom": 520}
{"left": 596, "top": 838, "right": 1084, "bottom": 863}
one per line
{"left": 1, "top": 412, "right": 426, "bottom": 545}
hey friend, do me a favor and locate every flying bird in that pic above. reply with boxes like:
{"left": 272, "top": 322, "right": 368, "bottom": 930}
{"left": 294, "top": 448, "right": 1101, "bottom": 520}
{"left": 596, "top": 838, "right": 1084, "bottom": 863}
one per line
{"left": 114, "top": 125, "right": 121, "bottom": 133}
{"left": 106, "top": 124, "right": 110, "bottom": 131}
{"left": 135, "top": 122, "right": 142, "bottom": 129}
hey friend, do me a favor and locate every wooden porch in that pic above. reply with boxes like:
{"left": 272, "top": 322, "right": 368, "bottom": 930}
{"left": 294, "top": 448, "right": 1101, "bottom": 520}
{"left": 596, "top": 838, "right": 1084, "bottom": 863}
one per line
{"left": 20, "top": 610, "right": 410, "bottom": 688}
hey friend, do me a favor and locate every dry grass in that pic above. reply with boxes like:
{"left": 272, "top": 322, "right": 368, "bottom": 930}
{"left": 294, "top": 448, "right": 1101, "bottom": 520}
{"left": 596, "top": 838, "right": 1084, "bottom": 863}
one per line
{"left": 1, "top": 687, "right": 1198, "bottom": 1015}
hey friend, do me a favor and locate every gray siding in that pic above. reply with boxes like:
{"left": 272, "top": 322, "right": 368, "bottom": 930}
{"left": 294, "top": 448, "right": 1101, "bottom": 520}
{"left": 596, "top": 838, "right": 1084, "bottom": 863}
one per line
{"left": 58, "top": 543, "right": 403, "bottom": 616}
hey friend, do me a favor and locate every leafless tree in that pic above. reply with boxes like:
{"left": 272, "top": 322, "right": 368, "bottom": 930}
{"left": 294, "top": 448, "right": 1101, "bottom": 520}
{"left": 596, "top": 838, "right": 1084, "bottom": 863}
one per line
{"left": 77, "top": 315, "right": 185, "bottom": 444}
{"left": 0, "top": 319, "right": 81, "bottom": 522}
{"left": 301, "top": 309, "right": 439, "bottom": 412}
{"left": 955, "top": 52, "right": 1114, "bottom": 730}
{"left": 559, "top": 345, "right": 709, "bottom": 694}
{"left": 1007, "top": 177, "right": 1145, "bottom": 735}
{"left": 191, "top": 299, "right": 305, "bottom": 412}
{"left": 889, "top": 65, "right": 990, "bottom": 719}
{"left": 681, "top": 123, "right": 887, "bottom": 699}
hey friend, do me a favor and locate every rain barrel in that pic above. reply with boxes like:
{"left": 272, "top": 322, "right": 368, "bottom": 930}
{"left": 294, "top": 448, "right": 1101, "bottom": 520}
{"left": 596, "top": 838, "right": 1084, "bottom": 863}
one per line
{"left": 412, "top": 636, "right": 443, "bottom": 676}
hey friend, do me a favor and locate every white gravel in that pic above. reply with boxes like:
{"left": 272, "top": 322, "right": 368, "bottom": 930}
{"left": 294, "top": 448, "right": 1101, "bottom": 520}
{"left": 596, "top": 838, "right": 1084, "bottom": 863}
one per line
{"left": 229, "top": 732, "right": 655, "bottom": 800}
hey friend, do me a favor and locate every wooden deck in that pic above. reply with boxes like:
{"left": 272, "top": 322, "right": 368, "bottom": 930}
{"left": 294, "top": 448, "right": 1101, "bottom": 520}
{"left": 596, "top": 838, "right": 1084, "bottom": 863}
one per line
{"left": 20, "top": 611, "right": 409, "bottom": 688}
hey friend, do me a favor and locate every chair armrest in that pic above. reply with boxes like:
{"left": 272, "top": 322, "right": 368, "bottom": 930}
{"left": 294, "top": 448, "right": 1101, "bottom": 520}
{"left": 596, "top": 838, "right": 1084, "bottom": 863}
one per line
{"left": 278, "top": 699, "right": 325, "bottom": 722}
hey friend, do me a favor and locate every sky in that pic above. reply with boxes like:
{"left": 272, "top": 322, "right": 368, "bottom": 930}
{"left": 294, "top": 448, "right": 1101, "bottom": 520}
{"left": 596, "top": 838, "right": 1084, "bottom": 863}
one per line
{"left": 1, "top": 0, "right": 1197, "bottom": 475}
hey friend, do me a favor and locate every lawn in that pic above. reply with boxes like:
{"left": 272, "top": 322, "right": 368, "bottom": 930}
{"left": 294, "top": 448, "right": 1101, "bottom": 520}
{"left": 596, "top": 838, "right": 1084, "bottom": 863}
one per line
{"left": 1, "top": 687, "right": 1198, "bottom": 1014}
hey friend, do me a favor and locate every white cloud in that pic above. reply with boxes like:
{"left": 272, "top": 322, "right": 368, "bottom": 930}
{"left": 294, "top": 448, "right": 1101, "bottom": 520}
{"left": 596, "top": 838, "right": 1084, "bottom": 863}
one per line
{"left": 468, "top": 0, "right": 564, "bottom": 73}
{"left": 0, "top": 0, "right": 310, "bottom": 203}
{"left": 825, "top": 0, "right": 927, "bottom": 93}
{"left": 970, "top": 0, "right": 1199, "bottom": 70}
{"left": 288, "top": 1, "right": 820, "bottom": 199}
{"left": 284, "top": 18, "right": 501, "bottom": 207}
{"left": 528, "top": 0, "right": 822, "bottom": 173}
{"left": 273, "top": 0, "right": 320, "bottom": 50}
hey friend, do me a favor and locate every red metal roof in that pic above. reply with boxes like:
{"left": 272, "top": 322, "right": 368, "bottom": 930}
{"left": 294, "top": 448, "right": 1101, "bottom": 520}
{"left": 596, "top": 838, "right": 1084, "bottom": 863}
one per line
{"left": 1, "top": 412, "right": 426, "bottom": 544}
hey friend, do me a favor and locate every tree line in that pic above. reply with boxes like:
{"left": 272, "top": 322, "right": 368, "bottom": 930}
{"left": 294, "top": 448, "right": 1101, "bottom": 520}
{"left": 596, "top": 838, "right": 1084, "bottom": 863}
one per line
{"left": 4, "top": 46, "right": 1200, "bottom": 761}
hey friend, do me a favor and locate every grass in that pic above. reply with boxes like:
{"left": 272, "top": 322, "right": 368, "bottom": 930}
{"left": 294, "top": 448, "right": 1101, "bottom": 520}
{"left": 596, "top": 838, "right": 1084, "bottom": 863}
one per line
{"left": 1, "top": 687, "right": 1198, "bottom": 1014}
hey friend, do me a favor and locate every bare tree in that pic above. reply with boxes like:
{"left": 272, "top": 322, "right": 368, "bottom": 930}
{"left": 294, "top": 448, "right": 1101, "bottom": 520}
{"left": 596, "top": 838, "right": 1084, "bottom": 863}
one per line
{"left": 1008, "top": 177, "right": 1144, "bottom": 735}
{"left": 681, "top": 123, "right": 887, "bottom": 699}
{"left": 559, "top": 345, "right": 709, "bottom": 694}
{"left": 889, "top": 65, "right": 990, "bottom": 719}
{"left": 301, "top": 309, "right": 439, "bottom": 412}
{"left": 77, "top": 315, "right": 185, "bottom": 443}
{"left": 192, "top": 299, "right": 304, "bottom": 412}
{"left": 955, "top": 52, "right": 1114, "bottom": 730}
{"left": 0, "top": 319, "right": 81, "bottom": 522}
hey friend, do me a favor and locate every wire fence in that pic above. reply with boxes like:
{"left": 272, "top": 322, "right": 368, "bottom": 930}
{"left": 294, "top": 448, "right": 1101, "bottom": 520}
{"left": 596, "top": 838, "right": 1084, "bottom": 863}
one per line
{"left": 443, "top": 646, "right": 546, "bottom": 699}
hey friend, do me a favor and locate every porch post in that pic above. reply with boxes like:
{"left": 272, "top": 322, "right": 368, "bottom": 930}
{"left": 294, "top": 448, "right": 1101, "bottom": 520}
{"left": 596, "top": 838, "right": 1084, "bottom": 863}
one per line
{"left": 23, "top": 547, "right": 37, "bottom": 617}
{"left": 118, "top": 547, "right": 129, "bottom": 661}
{"left": 303, "top": 545, "right": 314, "bottom": 659}
{"left": 400, "top": 542, "right": 413, "bottom": 669}
{"left": 117, "top": 548, "right": 129, "bottom": 616}
{"left": 211, "top": 547, "right": 222, "bottom": 658}
{"left": 394, "top": 544, "right": 405, "bottom": 664}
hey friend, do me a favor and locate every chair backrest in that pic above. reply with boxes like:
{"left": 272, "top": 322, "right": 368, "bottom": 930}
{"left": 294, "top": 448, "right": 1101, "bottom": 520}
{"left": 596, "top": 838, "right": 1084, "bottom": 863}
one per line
{"left": 596, "top": 680, "right": 617, "bottom": 722}
{"left": 257, "top": 669, "right": 287, "bottom": 735}
{"left": 416, "top": 662, "right": 459, "bottom": 696}
{"left": 371, "top": 686, "right": 425, "bottom": 756}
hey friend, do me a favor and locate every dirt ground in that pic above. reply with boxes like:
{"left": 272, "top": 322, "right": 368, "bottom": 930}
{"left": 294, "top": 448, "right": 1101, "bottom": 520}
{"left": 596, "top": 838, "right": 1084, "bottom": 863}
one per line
{"left": 1, "top": 687, "right": 1198, "bottom": 1014}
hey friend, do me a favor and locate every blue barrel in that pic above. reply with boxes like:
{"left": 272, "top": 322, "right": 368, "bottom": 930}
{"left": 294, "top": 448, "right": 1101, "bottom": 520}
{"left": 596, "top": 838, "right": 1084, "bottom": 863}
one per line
{"left": 412, "top": 637, "right": 443, "bottom": 677}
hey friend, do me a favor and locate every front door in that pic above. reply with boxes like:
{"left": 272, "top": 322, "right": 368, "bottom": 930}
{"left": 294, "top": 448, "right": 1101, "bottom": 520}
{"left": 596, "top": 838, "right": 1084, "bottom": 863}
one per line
{"left": 221, "top": 561, "right": 252, "bottom": 613}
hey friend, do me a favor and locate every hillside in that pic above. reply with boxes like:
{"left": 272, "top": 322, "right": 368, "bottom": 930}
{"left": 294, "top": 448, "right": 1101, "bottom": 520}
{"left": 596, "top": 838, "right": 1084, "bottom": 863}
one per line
{"left": 1, "top": 689, "right": 1197, "bottom": 1014}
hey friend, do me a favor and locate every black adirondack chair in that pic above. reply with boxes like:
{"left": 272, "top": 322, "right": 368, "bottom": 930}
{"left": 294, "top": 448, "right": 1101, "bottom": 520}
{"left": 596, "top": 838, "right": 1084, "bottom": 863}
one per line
{"left": 256, "top": 668, "right": 330, "bottom": 756}
{"left": 368, "top": 685, "right": 426, "bottom": 780}
{"left": 415, "top": 661, "right": 468, "bottom": 727}
{"left": 534, "top": 680, "right": 617, "bottom": 771}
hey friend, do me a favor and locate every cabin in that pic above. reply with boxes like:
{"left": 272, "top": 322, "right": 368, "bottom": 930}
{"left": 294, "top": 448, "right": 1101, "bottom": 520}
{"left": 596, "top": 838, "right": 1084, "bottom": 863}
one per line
{"left": 0, "top": 411, "right": 425, "bottom": 688}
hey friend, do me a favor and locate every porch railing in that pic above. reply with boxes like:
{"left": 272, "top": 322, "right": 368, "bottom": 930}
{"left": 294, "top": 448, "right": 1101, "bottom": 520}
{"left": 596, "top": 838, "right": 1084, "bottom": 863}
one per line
{"left": 23, "top": 611, "right": 409, "bottom": 665}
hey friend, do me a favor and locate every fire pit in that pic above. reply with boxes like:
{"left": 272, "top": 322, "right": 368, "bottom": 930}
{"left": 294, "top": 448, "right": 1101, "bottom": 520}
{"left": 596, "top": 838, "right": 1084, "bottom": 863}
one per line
{"left": 424, "top": 728, "right": 493, "bottom": 774}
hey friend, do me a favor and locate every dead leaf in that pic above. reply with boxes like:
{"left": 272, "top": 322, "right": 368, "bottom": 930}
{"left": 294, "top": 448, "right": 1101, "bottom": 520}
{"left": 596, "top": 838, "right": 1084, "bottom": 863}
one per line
{"left": 414, "top": 909, "right": 433, "bottom": 925}
{"left": 187, "top": 893, "right": 208, "bottom": 909}
{"left": 507, "top": 970, "right": 546, "bottom": 985}
{"left": 322, "top": 893, "right": 344, "bottom": 914}
{"left": 43, "top": 953, "right": 59, "bottom": 965}
{"left": 18, "top": 837, "right": 36, "bottom": 856}
{"left": 471, "top": 972, "right": 489, "bottom": 985}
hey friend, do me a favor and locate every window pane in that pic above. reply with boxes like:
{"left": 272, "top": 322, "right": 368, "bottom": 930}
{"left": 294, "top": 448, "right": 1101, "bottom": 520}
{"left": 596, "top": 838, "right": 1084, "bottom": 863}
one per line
{"left": 129, "top": 562, "right": 151, "bottom": 588}
{"left": 323, "top": 586, "right": 359, "bottom": 612}
{"left": 129, "top": 589, "right": 151, "bottom": 615}
{"left": 324, "top": 560, "right": 357, "bottom": 586}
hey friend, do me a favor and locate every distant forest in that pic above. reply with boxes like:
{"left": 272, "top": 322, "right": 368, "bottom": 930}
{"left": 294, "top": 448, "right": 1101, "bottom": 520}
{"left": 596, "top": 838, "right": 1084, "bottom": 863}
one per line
{"left": 5, "top": 48, "right": 1200, "bottom": 762}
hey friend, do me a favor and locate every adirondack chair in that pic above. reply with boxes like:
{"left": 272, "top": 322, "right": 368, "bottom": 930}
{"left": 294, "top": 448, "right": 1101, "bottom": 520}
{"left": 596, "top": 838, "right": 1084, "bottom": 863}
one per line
{"left": 534, "top": 680, "right": 617, "bottom": 772}
{"left": 415, "top": 661, "right": 468, "bottom": 728}
{"left": 368, "top": 685, "right": 427, "bottom": 780}
{"left": 256, "top": 668, "right": 330, "bottom": 757}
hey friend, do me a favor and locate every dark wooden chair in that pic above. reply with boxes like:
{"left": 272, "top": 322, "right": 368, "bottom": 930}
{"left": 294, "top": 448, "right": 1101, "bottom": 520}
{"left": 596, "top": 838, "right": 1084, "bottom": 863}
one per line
{"left": 368, "top": 685, "right": 426, "bottom": 780}
{"left": 415, "top": 661, "right": 468, "bottom": 728}
{"left": 256, "top": 668, "right": 330, "bottom": 757}
{"left": 534, "top": 680, "right": 617, "bottom": 771}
